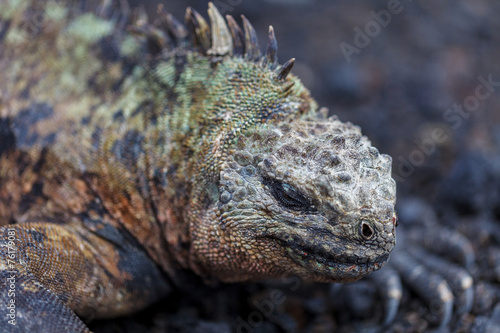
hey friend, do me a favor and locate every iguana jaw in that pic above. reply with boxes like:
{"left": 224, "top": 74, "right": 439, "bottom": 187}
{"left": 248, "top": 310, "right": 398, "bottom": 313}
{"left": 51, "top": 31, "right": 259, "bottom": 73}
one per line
{"left": 279, "top": 235, "right": 391, "bottom": 282}
{"left": 264, "top": 217, "right": 395, "bottom": 282}
{"left": 188, "top": 208, "right": 395, "bottom": 283}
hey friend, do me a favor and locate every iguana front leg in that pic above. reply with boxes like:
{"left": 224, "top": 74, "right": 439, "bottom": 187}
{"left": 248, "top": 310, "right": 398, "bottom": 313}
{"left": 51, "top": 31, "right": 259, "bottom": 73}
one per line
{"left": 0, "top": 222, "right": 170, "bottom": 332}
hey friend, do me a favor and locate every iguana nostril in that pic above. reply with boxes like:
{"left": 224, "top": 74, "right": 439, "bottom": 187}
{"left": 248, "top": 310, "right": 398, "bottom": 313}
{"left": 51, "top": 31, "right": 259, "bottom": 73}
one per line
{"left": 360, "top": 222, "right": 374, "bottom": 240}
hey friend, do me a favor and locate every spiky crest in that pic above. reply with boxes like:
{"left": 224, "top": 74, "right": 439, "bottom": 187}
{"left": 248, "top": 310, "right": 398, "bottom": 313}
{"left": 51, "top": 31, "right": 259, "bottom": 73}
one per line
{"left": 128, "top": 1, "right": 295, "bottom": 81}
{"left": 226, "top": 15, "right": 245, "bottom": 56}
{"left": 207, "top": 2, "right": 233, "bottom": 56}
{"left": 157, "top": 4, "right": 188, "bottom": 41}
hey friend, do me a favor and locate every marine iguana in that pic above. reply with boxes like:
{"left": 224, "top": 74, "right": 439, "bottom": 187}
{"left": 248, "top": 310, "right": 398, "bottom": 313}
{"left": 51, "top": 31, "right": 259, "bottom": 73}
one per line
{"left": 0, "top": 1, "right": 396, "bottom": 331}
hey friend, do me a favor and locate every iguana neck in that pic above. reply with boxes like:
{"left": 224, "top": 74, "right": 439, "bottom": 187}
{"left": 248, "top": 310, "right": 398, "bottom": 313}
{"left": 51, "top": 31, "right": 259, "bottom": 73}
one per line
{"left": 144, "top": 52, "right": 317, "bottom": 275}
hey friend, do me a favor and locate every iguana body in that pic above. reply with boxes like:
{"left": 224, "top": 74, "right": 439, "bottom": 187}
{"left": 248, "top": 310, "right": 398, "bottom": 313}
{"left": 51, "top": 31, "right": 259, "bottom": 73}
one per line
{"left": 0, "top": 1, "right": 396, "bottom": 331}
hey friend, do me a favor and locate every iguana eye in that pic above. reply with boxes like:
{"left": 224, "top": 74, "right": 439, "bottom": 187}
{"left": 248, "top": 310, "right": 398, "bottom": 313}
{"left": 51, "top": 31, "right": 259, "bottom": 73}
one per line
{"left": 264, "top": 178, "right": 315, "bottom": 212}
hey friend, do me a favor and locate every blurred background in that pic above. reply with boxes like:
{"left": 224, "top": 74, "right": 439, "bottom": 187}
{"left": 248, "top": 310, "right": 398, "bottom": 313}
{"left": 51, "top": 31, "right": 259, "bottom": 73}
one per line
{"left": 93, "top": 1, "right": 500, "bottom": 332}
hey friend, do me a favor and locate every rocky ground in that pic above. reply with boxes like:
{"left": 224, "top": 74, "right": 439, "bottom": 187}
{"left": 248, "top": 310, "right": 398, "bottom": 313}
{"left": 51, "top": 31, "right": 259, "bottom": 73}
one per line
{"left": 91, "top": 1, "right": 500, "bottom": 332}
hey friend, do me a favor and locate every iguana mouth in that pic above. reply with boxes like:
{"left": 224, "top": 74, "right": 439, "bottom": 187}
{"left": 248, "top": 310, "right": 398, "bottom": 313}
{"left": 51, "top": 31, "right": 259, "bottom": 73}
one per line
{"left": 278, "top": 237, "right": 390, "bottom": 279}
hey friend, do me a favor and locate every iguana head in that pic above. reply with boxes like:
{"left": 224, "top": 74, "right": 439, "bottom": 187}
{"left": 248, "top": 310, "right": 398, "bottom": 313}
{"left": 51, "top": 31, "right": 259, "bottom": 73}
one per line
{"left": 153, "top": 4, "right": 398, "bottom": 283}
{"left": 202, "top": 118, "right": 397, "bottom": 283}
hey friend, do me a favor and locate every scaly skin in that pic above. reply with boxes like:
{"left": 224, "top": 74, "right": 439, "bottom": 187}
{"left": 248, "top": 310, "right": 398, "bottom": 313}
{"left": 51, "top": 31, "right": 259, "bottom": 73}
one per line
{"left": 0, "top": 0, "right": 396, "bottom": 331}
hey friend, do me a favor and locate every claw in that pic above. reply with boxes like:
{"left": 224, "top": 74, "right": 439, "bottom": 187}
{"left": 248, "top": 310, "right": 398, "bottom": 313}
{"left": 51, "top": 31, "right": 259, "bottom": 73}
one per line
{"left": 371, "top": 267, "right": 402, "bottom": 325}
{"left": 391, "top": 249, "right": 453, "bottom": 328}
{"left": 407, "top": 226, "right": 476, "bottom": 270}
{"left": 407, "top": 246, "right": 474, "bottom": 315}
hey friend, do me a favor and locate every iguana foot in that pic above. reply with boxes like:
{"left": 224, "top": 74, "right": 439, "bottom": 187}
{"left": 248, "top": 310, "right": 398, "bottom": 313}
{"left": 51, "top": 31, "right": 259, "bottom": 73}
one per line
{"left": 332, "top": 198, "right": 476, "bottom": 328}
